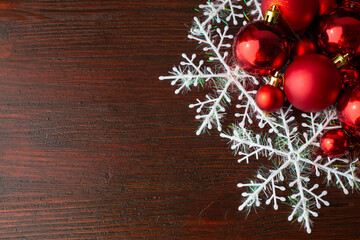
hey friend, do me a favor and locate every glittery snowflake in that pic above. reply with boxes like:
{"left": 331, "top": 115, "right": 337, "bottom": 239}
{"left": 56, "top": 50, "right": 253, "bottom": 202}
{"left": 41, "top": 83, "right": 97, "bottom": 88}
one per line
{"left": 159, "top": 0, "right": 360, "bottom": 233}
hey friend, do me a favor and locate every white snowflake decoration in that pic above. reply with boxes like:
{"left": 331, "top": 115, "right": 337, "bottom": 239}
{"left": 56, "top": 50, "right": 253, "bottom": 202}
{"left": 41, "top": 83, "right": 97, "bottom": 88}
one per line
{"left": 159, "top": 0, "right": 360, "bottom": 234}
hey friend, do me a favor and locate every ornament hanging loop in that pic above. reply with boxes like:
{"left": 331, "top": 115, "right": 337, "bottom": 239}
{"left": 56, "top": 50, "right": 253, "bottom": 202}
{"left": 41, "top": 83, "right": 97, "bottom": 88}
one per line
{"left": 269, "top": 71, "right": 283, "bottom": 88}
{"left": 333, "top": 53, "right": 351, "bottom": 69}
{"left": 265, "top": 5, "right": 281, "bottom": 26}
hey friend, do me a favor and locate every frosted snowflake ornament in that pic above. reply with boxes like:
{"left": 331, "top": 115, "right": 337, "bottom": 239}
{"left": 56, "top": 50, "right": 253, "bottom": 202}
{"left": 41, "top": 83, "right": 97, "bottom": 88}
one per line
{"left": 159, "top": 0, "right": 360, "bottom": 234}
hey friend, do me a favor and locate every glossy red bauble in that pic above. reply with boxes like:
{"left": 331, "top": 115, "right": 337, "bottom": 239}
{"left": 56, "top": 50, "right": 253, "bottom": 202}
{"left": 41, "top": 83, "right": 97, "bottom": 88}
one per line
{"left": 317, "top": 0, "right": 338, "bottom": 16}
{"left": 284, "top": 54, "right": 342, "bottom": 112}
{"left": 317, "top": 8, "right": 360, "bottom": 58}
{"left": 341, "top": 65, "right": 359, "bottom": 88}
{"left": 256, "top": 85, "right": 284, "bottom": 112}
{"left": 320, "top": 129, "right": 349, "bottom": 157}
{"left": 233, "top": 21, "right": 289, "bottom": 77}
{"left": 261, "top": 0, "right": 318, "bottom": 32}
{"left": 291, "top": 38, "right": 318, "bottom": 59}
{"left": 337, "top": 85, "right": 360, "bottom": 137}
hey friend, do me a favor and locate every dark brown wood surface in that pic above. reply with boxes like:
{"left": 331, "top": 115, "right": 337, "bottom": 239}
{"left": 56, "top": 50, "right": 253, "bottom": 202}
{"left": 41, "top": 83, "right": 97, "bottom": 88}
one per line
{"left": 0, "top": 0, "right": 359, "bottom": 239}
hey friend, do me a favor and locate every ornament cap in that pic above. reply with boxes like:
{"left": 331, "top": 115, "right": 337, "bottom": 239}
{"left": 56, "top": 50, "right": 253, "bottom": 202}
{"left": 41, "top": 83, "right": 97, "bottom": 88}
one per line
{"left": 264, "top": 5, "right": 281, "bottom": 26}
{"left": 333, "top": 53, "right": 351, "bottom": 69}
{"left": 269, "top": 71, "right": 283, "bottom": 88}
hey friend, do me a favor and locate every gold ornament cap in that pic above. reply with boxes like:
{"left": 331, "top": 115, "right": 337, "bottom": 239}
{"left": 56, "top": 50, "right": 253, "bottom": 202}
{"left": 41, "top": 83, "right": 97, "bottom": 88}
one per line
{"left": 264, "top": 5, "right": 281, "bottom": 26}
{"left": 333, "top": 53, "right": 351, "bottom": 69}
{"left": 269, "top": 71, "right": 283, "bottom": 88}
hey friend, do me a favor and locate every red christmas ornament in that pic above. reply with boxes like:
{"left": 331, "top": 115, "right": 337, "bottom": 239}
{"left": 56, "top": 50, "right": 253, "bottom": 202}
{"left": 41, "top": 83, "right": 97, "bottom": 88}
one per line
{"left": 317, "top": 0, "right": 338, "bottom": 16}
{"left": 256, "top": 72, "right": 285, "bottom": 112}
{"left": 256, "top": 85, "right": 284, "bottom": 113}
{"left": 341, "top": 65, "right": 359, "bottom": 88}
{"left": 317, "top": 8, "right": 360, "bottom": 58}
{"left": 337, "top": 85, "right": 360, "bottom": 137}
{"left": 261, "top": 0, "right": 318, "bottom": 32}
{"left": 233, "top": 21, "right": 289, "bottom": 77}
{"left": 284, "top": 54, "right": 342, "bottom": 112}
{"left": 291, "top": 38, "right": 318, "bottom": 59}
{"left": 320, "top": 129, "right": 349, "bottom": 157}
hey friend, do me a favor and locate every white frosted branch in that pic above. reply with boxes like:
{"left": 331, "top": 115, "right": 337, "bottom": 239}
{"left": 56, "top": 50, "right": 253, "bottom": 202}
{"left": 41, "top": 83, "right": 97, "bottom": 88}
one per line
{"left": 304, "top": 184, "right": 329, "bottom": 209}
{"left": 289, "top": 160, "right": 313, "bottom": 234}
{"left": 159, "top": 54, "right": 229, "bottom": 94}
{"left": 298, "top": 110, "right": 338, "bottom": 154}
{"left": 232, "top": 79, "right": 281, "bottom": 134}
{"left": 301, "top": 112, "right": 321, "bottom": 139}
{"left": 266, "top": 178, "right": 286, "bottom": 210}
{"left": 221, "top": 126, "right": 288, "bottom": 163}
{"left": 198, "top": 1, "right": 226, "bottom": 26}
{"left": 198, "top": 0, "right": 261, "bottom": 27}
{"left": 238, "top": 161, "right": 291, "bottom": 210}
{"left": 279, "top": 107, "right": 297, "bottom": 152}
{"left": 300, "top": 156, "right": 360, "bottom": 194}
{"left": 194, "top": 80, "right": 232, "bottom": 135}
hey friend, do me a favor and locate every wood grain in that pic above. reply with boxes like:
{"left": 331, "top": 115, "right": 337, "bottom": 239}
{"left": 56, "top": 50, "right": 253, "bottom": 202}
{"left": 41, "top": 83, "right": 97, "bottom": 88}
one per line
{"left": 0, "top": 0, "right": 358, "bottom": 239}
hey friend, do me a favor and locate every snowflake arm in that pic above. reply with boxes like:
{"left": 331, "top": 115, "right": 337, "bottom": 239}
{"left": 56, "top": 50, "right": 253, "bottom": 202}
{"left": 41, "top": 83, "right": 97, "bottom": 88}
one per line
{"left": 238, "top": 161, "right": 290, "bottom": 210}
{"left": 298, "top": 110, "right": 338, "bottom": 153}
{"left": 288, "top": 160, "right": 322, "bottom": 234}
{"left": 159, "top": 54, "right": 229, "bottom": 94}
{"left": 276, "top": 107, "right": 298, "bottom": 150}
{"left": 221, "top": 125, "right": 288, "bottom": 163}
{"left": 235, "top": 90, "right": 257, "bottom": 127}
{"left": 199, "top": 0, "right": 261, "bottom": 27}
{"left": 192, "top": 80, "right": 232, "bottom": 134}
{"left": 231, "top": 75, "right": 281, "bottom": 134}
{"left": 199, "top": 0, "right": 228, "bottom": 26}
{"left": 300, "top": 156, "right": 360, "bottom": 194}
{"left": 188, "top": 18, "right": 233, "bottom": 66}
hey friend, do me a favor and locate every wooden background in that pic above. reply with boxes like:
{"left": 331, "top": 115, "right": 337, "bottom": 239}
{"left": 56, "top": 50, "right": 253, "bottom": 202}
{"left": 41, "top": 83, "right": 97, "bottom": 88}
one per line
{"left": 0, "top": 0, "right": 359, "bottom": 239}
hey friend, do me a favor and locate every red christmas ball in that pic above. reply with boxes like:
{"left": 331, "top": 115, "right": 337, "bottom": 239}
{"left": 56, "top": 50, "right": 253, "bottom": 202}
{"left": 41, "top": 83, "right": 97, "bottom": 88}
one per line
{"left": 320, "top": 129, "right": 349, "bottom": 157}
{"left": 317, "top": 0, "right": 338, "bottom": 16}
{"left": 291, "top": 38, "right": 318, "bottom": 59}
{"left": 317, "top": 8, "right": 360, "bottom": 58}
{"left": 284, "top": 54, "right": 342, "bottom": 112}
{"left": 337, "top": 85, "right": 360, "bottom": 137}
{"left": 256, "top": 85, "right": 284, "bottom": 112}
{"left": 261, "top": 0, "right": 318, "bottom": 32}
{"left": 341, "top": 65, "right": 359, "bottom": 88}
{"left": 233, "top": 21, "right": 289, "bottom": 77}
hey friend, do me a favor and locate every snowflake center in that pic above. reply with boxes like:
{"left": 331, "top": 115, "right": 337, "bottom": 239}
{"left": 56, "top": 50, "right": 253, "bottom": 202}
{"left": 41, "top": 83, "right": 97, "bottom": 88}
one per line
{"left": 289, "top": 152, "right": 300, "bottom": 161}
